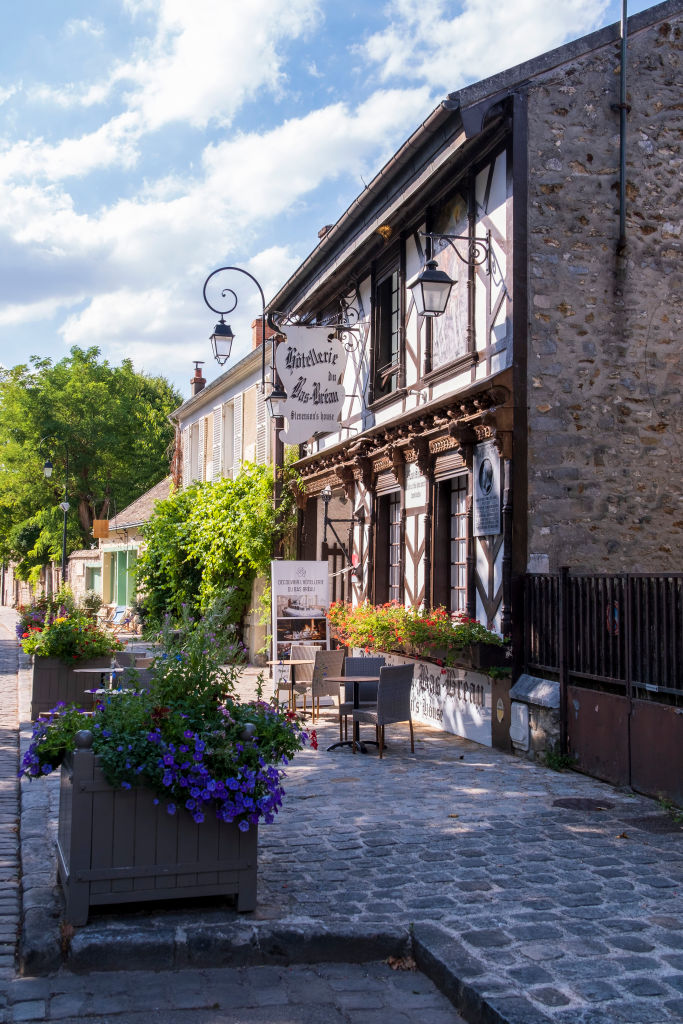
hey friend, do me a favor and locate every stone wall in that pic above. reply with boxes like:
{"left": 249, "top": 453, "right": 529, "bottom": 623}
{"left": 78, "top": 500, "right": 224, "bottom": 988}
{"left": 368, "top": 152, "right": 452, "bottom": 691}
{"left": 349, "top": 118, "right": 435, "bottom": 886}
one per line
{"left": 524, "top": 9, "right": 682, "bottom": 572}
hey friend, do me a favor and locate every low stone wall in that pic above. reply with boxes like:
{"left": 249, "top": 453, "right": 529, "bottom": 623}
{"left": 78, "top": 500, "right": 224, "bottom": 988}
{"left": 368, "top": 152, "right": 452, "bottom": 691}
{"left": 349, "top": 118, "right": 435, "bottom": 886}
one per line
{"left": 509, "top": 674, "right": 560, "bottom": 762}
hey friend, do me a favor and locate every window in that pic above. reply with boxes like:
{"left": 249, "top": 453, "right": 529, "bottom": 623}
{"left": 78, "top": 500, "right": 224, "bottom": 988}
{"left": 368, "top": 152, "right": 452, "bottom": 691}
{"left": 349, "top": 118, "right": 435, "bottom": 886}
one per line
{"left": 203, "top": 413, "right": 213, "bottom": 482}
{"left": 373, "top": 266, "right": 401, "bottom": 399}
{"left": 429, "top": 191, "right": 470, "bottom": 372}
{"left": 449, "top": 476, "right": 468, "bottom": 612}
{"left": 374, "top": 486, "right": 402, "bottom": 604}
{"left": 388, "top": 492, "right": 402, "bottom": 604}
{"left": 433, "top": 472, "right": 469, "bottom": 612}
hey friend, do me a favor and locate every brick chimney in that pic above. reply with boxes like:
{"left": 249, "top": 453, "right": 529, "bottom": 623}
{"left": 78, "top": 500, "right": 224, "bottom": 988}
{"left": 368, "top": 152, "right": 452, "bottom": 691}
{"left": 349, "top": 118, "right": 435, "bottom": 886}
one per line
{"left": 251, "top": 319, "right": 279, "bottom": 351}
{"left": 190, "top": 361, "right": 206, "bottom": 396}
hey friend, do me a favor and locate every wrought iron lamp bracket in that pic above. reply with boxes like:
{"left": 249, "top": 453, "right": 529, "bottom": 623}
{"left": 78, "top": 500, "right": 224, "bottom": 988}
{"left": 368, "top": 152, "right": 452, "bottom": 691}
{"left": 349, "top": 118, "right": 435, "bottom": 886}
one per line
{"left": 421, "top": 230, "right": 491, "bottom": 271}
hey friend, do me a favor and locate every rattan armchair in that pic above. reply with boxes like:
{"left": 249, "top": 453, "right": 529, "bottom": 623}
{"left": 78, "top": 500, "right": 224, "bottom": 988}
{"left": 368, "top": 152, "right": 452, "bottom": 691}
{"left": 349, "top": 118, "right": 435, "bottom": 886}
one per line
{"left": 338, "top": 655, "right": 386, "bottom": 741}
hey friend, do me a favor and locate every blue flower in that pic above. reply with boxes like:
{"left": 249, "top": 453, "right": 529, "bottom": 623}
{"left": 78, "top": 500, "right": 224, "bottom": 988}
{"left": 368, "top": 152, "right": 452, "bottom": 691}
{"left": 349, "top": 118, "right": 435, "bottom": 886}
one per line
{"left": 238, "top": 820, "right": 250, "bottom": 832}
{"left": 166, "top": 803, "right": 176, "bottom": 815}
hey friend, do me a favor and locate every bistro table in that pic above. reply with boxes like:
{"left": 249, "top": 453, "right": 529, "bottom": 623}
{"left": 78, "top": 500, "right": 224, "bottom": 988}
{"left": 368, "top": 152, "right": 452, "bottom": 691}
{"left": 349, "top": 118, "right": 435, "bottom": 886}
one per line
{"left": 267, "top": 658, "right": 315, "bottom": 712}
{"left": 323, "top": 676, "right": 380, "bottom": 753}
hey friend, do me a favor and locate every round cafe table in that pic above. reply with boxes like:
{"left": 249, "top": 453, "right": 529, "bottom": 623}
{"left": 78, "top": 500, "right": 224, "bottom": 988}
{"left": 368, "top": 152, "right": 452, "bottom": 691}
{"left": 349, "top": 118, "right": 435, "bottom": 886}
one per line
{"left": 322, "top": 675, "right": 380, "bottom": 753}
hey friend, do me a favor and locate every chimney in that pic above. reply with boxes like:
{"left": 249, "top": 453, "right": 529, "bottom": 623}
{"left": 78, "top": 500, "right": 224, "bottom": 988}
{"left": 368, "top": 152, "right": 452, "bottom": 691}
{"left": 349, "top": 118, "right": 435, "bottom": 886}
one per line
{"left": 251, "top": 318, "right": 279, "bottom": 351}
{"left": 190, "top": 361, "right": 206, "bottom": 396}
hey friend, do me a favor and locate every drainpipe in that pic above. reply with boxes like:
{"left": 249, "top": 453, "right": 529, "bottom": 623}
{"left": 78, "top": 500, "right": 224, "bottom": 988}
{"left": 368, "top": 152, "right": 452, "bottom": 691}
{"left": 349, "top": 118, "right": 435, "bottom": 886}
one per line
{"left": 616, "top": 0, "right": 629, "bottom": 256}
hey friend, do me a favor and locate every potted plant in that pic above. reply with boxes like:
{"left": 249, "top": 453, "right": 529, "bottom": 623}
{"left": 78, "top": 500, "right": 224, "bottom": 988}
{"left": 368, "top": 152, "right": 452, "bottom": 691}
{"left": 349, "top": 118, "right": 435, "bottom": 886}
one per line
{"left": 19, "top": 609, "right": 316, "bottom": 925}
{"left": 327, "top": 601, "right": 508, "bottom": 670}
{"left": 19, "top": 591, "right": 124, "bottom": 719}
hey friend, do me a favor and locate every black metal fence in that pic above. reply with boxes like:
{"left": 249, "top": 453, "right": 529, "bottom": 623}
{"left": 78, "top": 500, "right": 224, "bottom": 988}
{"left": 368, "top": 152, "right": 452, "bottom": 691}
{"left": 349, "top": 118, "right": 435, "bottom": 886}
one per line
{"left": 524, "top": 570, "right": 683, "bottom": 700}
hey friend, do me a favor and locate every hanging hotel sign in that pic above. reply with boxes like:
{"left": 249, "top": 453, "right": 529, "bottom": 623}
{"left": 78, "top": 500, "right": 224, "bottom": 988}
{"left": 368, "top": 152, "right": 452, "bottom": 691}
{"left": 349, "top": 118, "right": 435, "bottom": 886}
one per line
{"left": 275, "top": 325, "right": 347, "bottom": 444}
{"left": 473, "top": 440, "right": 501, "bottom": 536}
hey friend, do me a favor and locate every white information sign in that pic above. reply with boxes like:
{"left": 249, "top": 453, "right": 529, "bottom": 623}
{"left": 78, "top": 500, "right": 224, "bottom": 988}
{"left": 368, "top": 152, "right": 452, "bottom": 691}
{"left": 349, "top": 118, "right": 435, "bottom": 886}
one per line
{"left": 271, "top": 560, "right": 330, "bottom": 664}
{"left": 473, "top": 440, "right": 501, "bottom": 537}
{"left": 275, "top": 326, "right": 347, "bottom": 444}
{"left": 404, "top": 461, "right": 427, "bottom": 510}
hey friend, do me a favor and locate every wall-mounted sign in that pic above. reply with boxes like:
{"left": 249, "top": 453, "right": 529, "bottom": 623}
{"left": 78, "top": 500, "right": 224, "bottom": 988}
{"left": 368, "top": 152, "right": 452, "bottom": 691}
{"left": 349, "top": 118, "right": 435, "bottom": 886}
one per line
{"left": 473, "top": 440, "right": 501, "bottom": 537}
{"left": 275, "top": 326, "right": 347, "bottom": 444}
{"left": 404, "top": 462, "right": 427, "bottom": 510}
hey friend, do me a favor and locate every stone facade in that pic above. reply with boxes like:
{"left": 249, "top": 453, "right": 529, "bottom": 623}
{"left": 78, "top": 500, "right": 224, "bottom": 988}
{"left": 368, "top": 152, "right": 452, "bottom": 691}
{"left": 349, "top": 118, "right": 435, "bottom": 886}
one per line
{"left": 525, "top": 10, "right": 682, "bottom": 572}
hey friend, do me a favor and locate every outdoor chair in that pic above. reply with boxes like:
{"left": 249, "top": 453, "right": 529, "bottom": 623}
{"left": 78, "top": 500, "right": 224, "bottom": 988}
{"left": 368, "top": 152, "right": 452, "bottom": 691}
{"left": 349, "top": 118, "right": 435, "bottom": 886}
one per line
{"left": 352, "top": 663, "right": 415, "bottom": 758}
{"left": 338, "top": 655, "right": 386, "bottom": 741}
{"left": 274, "top": 644, "right": 316, "bottom": 711}
{"left": 304, "top": 649, "right": 345, "bottom": 723}
{"left": 103, "top": 606, "right": 137, "bottom": 637}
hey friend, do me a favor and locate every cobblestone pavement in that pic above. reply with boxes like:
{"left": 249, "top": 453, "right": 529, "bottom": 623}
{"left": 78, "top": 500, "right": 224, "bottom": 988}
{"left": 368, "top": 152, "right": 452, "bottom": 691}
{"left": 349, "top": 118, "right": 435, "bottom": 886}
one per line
{"left": 4, "top": 606, "right": 683, "bottom": 1023}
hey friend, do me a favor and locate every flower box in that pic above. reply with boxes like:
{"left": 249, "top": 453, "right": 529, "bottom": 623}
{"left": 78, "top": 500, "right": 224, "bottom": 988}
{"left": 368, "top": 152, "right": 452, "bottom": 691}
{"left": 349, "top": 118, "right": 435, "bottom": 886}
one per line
{"left": 452, "top": 643, "right": 510, "bottom": 671}
{"left": 57, "top": 744, "right": 258, "bottom": 926}
{"left": 31, "top": 656, "right": 111, "bottom": 720}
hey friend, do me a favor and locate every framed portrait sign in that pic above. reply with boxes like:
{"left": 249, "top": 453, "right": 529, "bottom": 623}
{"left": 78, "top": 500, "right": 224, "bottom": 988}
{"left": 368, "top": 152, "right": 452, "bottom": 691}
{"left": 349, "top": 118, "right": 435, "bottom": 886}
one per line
{"left": 473, "top": 441, "right": 501, "bottom": 537}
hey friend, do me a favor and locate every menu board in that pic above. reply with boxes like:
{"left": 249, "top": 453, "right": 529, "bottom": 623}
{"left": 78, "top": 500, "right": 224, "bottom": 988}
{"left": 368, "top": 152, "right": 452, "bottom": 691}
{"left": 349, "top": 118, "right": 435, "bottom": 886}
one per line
{"left": 271, "top": 561, "right": 330, "bottom": 667}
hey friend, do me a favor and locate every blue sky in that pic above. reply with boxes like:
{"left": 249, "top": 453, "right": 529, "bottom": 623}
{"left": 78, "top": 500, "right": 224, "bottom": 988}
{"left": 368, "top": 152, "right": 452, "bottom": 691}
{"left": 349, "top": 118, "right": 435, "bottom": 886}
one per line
{"left": 0, "top": 0, "right": 659, "bottom": 396}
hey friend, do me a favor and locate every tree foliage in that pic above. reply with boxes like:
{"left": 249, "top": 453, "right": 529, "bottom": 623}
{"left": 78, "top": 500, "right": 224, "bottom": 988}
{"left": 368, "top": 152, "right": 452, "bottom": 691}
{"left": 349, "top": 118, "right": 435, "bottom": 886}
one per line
{"left": 135, "top": 462, "right": 298, "bottom": 632}
{"left": 0, "top": 346, "right": 180, "bottom": 578}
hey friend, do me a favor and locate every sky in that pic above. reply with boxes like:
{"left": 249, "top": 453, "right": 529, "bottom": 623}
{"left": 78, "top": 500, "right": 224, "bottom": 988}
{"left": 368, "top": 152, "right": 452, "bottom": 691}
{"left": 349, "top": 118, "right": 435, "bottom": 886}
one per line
{"left": 0, "top": 0, "right": 660, "bottom": 397}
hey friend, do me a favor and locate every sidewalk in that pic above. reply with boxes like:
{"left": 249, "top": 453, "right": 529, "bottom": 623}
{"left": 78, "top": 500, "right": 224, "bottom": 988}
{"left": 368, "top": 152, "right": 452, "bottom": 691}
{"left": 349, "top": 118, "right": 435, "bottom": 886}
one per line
{"left": 4, "top": 605, "right": 683, "bottom": 1023}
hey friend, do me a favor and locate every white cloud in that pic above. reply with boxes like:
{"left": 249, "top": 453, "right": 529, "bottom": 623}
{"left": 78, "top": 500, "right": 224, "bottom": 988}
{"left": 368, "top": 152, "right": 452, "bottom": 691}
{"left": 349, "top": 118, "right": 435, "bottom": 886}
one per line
{"left": 201, "top": 87, "right": 435, "bottom": 224}
{"left": 0, "top": 113, "right": 142, "bottom": 183}
{"left": 63, "top": 18, "right": 105, "bottom": 39}
{"left": 0, "top": 85, "right": 17, "bottom": 106}
{"left": 361, "top": 0, "right": 610, "bottom": 90}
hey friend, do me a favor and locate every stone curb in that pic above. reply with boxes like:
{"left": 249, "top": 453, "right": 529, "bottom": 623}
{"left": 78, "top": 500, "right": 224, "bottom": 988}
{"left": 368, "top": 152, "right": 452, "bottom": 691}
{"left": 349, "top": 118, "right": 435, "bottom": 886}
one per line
{"left": 412, "top": 922, "right": 554, "bottom": 1024}
{"left": 21, "top": 916, "right": 411, "bottom": 976}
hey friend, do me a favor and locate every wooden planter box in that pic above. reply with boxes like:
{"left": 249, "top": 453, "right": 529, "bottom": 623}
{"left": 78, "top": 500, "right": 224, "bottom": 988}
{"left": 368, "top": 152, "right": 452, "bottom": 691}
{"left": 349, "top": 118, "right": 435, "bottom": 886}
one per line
{"left": 452, "top": 643, "right": 510, "bottom": 671}
{"left": 30, "top": 656, "right": 112, "bottom": 720}
{"left": 57, "top": 746, "right": 258, "bottom": 926}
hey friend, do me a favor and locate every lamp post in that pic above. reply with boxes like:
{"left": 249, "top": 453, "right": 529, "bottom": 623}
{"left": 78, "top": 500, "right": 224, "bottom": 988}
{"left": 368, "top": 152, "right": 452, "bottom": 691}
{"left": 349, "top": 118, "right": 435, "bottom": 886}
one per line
{"left": 40, "top": 437, "right": 70, "bottom": 584}
{"left": 202, "top": 266, "right": 286, "bottom": 415}
{"left": 407, "top": 232, "right": 492, "bottom": 317}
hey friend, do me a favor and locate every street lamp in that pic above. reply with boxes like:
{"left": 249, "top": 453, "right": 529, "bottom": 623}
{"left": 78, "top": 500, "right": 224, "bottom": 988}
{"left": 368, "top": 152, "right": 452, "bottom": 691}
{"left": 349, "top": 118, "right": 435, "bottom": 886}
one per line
{"left": 202, "top": 266, "right": 286, "bottom": 416}
{"left": 407, "top": 231, "right": 491, "bottom": 317}
{"left": 39, "top": 437, "right": 70, "bottom": 584}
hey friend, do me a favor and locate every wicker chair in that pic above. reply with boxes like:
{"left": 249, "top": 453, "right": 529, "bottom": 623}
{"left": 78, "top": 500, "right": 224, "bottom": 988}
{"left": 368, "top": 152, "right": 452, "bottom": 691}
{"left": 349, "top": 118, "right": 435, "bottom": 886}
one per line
{"left": 352, "top": 663, "right": 415, "bottom": 758}
{"left": 338, "top": 655, "right": 386, "bottom": 742}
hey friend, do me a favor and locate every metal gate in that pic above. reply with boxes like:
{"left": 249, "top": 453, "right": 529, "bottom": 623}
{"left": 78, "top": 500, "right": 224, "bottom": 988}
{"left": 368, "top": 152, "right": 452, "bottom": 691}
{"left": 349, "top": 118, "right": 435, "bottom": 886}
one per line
{"left": 524, "top": 570, "right": 683, "bottom": 805}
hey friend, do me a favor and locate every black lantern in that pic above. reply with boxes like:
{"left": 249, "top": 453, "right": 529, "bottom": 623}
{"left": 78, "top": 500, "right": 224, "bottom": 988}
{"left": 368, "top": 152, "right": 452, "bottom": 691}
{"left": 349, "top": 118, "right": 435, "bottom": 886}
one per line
{"left": 265, "top": 382, "right": 287, "bottom": 419}
{"left": 209, "top": 318, "right": 234, "bottom": 365}
{"left": 407, "top": 259, "right": 456, "bottom": 317}
{"left": 43, "top": 458, "right": 53, "bottom": 479}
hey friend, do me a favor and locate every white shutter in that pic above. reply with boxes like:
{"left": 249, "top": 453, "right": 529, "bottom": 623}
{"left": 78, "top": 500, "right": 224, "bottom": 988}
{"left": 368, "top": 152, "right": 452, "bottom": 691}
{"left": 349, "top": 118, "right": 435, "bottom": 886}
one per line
{"left": 198, "top": 417, "right": 205, "bottom": 481}
{"left": 182, "top": 427, "right": 190, "bottom": 488}
{"left": 233, "top": 393, "right": 243, "bottom": 471}
{"left": 255, "top": 383, "right": 267, "bottom": 465}
{"left": 212, "top": 405, "right": 222, "bottom": 480}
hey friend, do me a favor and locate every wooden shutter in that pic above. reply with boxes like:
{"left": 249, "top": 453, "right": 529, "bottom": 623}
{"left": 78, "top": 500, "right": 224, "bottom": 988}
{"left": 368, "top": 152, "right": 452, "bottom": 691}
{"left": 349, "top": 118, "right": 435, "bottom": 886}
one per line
{"left": 182, "top": 427, "right": 190, "bottom": 488}
{"left": 233, "top": 393, "right": 243, "bottom": 470}
{"left": 198, "top": 417, "right": 205, "bottom": 481}
{"left": 212, "top": 405, "right": 222, "bottom": 480}
{"left": 256, "top": 383, "right": 267, "bottom": 464}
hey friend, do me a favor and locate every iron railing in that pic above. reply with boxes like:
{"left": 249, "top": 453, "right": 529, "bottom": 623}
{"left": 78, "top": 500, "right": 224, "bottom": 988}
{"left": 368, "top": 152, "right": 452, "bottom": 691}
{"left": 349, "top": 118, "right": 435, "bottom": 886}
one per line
{"left": 524, "top": 570, "right": 683, "bottom": 698}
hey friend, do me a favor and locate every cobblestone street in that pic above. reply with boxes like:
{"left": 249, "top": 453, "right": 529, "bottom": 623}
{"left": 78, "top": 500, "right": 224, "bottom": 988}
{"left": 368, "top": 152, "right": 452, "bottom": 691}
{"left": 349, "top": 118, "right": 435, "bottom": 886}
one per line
{"left": 2, "top": 606, "right": 682, "bottom": 1023}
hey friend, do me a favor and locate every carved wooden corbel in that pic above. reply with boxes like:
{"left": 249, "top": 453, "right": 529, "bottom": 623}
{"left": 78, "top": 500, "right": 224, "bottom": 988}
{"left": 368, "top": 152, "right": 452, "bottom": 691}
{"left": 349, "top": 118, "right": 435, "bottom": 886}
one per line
{"left": 388, "top": 444, "right": 405, "bottom": 488}
{"left": 411, "top": 436, "right": 433, "bottom": 477}
{"left": 447, "top": 421, "right": 475, "bottom": 468}
{"left": 336, "top": 464, "right": 356, "bottom": 502}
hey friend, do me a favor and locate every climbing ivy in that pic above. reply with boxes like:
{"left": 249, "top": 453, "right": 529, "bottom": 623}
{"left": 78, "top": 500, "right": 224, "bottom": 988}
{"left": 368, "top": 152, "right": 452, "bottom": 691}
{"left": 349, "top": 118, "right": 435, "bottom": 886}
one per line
{"left": 135, "top": 461, "right": 299, "bottom": 634}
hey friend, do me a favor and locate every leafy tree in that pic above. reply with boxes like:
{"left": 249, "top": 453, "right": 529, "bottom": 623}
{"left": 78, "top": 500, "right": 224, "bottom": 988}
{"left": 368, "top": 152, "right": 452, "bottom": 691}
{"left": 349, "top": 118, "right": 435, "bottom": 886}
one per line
{"left": 0, "top": 346, "right": 181, "bottom": 578}
{"left": 135, "top": 462, "right": 299, "bottom": 634}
